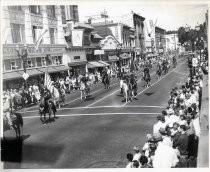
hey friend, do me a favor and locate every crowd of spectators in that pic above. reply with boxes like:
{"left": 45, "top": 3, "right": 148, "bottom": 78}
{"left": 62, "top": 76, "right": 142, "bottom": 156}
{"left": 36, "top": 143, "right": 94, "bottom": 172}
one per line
{"left": 125, "top": 54, "right": 206, "bottom": 168}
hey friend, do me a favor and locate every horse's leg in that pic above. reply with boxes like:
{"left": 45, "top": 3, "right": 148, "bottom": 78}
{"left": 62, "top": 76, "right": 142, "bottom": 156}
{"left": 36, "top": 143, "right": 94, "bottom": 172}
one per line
{"left": 81, "top": 91, "right": 83, "bottom": 99}
{"left": 12, "top": 125, "right": 18, "bottom": 139}
{"left": 44, "top": 112, "right": 46, "bottom": 124}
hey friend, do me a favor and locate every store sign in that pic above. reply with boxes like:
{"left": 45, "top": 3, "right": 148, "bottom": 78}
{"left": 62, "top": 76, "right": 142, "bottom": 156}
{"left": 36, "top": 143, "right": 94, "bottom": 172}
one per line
{"left": 72, "top": 30, "right": 84, "bottom": 47}
{"left": 3, "top": 45, "right": 65, "bottom": 58}
{"left": 94, "top": 50, "right": 104, "bottom": 55}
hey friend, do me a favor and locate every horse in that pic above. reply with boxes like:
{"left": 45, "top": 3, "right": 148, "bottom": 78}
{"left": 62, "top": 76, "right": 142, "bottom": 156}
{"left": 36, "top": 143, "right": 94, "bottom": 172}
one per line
{"left": 59, "top": 86, "right": 66, "bottom": 107}
{"left": 3, "top": 111, "right": 23, "bottom": 139}
{"left": 162, "top": 61, "right": 169, "bottom": 74}
{"left": 173, "top": 57, "right": 177, "bottom": 68}
{"left": 143, "top": 68, "right": 151, "bottom": 87}
{"left": 80, "top": 81, "right": 88, "bottom": 99}
{"left": 122, "top": 80, "right": 129, "bottom": 103}
{"left": 102, "top": 73, "right": 110, "bottom": 89}
{"left": 52, "top": 86, "right": 61, "bottom": 109}
{"left": 39, "top": 97, "right": 57, "bottom": 124}
{"left": 156, "top": 63, "right": 162, "bottom": 79}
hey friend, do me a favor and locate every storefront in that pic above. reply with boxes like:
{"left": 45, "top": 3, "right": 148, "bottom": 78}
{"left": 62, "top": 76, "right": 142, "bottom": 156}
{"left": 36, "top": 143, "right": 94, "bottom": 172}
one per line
{"left": 3, "top": 44, "right": 68, "bottom": 90}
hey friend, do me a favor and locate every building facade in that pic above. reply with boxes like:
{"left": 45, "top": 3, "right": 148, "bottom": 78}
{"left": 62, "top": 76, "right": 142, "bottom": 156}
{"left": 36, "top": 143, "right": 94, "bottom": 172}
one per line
{"left": 92, "top": 21, "right": 135, "bottom": 68}
{"left": 155, "top": 26, "right": 166, "bottom": 53}
{"left": 165, "top": 33, "right": 179, "bottom": 52}
{"left": 2, "top": 5, "right": 71, "bottom": 90}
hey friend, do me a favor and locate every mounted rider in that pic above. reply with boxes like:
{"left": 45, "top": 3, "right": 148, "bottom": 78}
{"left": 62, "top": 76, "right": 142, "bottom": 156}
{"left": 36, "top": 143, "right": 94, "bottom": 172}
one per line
{"left": 143, "top": 64, "right": 151, "bottom": 80}
{"left": 42, "top": 85, "right": 52, "bottom": 110}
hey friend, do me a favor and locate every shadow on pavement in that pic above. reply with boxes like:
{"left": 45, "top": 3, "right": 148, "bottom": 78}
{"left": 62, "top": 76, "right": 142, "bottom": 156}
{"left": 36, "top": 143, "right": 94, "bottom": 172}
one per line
{"left": 2, "top": 139, "right": 64, "bottom": 169}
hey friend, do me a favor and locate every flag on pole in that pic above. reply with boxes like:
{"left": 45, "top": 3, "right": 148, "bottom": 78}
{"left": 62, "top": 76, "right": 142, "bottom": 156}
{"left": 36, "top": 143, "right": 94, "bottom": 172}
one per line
{"left": 44, "top": 68, "right": 53, "bottom": 93}
{"left": 35, "top": 29, "right": 48, "bottom": 51}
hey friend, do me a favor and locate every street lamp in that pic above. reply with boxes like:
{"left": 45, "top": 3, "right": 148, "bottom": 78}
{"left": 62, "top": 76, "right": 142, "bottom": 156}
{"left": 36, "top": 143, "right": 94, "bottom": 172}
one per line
{"left": 15, "top": 44, "right": 29, "bottom": 89}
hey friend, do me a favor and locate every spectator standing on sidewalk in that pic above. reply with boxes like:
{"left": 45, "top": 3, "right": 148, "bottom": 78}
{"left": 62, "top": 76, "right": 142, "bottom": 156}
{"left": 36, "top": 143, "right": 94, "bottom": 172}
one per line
{"left": 153, "top": 138, "right": 178, "bottom": 168}
{"left": 133, "top": 146, "right": 141, "bottom": 162}
{"left": 173, "top": 125, "right": 189, "bottom": 167}
{"left": 126, "top": 153, "right": 134, "bottom": 168}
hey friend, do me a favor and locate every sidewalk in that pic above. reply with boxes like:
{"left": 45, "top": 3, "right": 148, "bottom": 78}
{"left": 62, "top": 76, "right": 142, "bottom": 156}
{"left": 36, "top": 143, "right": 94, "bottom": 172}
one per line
{"left": 197, "top": 75, "right": 209, "bottom": 167}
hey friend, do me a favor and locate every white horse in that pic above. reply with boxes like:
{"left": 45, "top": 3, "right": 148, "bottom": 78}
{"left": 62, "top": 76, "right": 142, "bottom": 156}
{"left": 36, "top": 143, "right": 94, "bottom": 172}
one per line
{"left": 122, "top": 81, "right": 129, "bottom": 103}
{"left": 51, "top": 86, "right": 60, "bottom": 108}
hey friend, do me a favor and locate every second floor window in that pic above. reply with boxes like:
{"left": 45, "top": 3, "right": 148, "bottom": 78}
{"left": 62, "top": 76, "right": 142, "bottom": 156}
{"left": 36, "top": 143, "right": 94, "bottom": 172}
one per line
{"left": 32, "top": 26, "right": 43, "bottom": 43}
{"left": 49, "top": 28, "right": 57, "bottom": 44}
{"left": 11, "top": 60, "right": 17, "bottom": 70}
{"left": 11, "top": 23, "right": 25, "bottom": 43}
{"left": 29, "top": 6, "right": 41, "bottom": 14}
{"left": 47, "top": 6, "right": 56, "bottom": 18}
{"left": 41, "top": 57, "right": 46, "bottom": 66}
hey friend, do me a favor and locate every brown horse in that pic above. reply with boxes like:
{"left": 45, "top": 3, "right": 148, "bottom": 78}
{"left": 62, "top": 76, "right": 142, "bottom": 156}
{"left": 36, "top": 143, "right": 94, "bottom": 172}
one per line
{"left": 3, "top": 111, "right": 23, "bottom": 139}
{"left": 39, "top": 97, "right": 57, "bottom": 125}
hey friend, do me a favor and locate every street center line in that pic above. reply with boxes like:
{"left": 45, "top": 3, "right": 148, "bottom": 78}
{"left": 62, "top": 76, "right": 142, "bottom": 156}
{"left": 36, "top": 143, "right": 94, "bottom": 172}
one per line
{"left": 18, "top": 105, "right": 165, "bottom": 114}
{"left": 23, "top": 112, "right": 162, "bottom": 119}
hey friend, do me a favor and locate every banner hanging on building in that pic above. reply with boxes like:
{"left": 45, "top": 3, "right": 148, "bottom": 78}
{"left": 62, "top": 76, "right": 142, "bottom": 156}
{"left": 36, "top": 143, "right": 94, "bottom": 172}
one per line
{"left": 72, "top": 30, "right": 84, "bottom": 47}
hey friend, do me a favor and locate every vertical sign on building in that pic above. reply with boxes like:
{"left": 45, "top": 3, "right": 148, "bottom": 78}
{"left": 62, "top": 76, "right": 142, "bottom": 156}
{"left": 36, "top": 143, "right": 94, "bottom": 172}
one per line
{"left": 72, "top": 29, "right": 84, "bottom": 47}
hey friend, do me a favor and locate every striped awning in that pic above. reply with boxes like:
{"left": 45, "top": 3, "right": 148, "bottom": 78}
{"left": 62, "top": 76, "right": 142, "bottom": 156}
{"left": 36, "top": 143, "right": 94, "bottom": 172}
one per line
{"left": 3, "top": 71, "right": 22, "bottom": 80}
{"left": 68, "top": 61, "right": 87, "bottom": 67}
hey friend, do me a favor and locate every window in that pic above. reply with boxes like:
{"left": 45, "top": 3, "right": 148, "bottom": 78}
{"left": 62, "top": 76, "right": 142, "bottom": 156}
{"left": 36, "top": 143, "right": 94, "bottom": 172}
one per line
{"left": 60, "top": 6, "right": 66, "bottom": 24}
{"left": 58, "top": 56, "right": 62, "bottom": 64}
{"left": 74, "top": 56, "right": 80, "bottom": 60}
{"left": 10, "top": 23, "right": 25, "bottom": 43}
{"left": 36, "top": 57, "right": 42, "bottom": 67}
{"left": 8, "top": 6, "right": 23, "bottom": 11}
{"left": 15, "top": 59, "right": 22, "bottom": 69}
{"left": 49, "top": 28, "right": 57, "bottom": 44}
{"left": 27, "top": 59, "right": 33, "bottom": 68}
{"left": 41, "top": 57, "right": 46, "bottom": 66}
{"left": 72, "top": 5, "right": 79, "bottom": 21}
{"left": 3, "top": 60, "right": 11, "bottom": 71}
{"left": 47, "top": 6, "right": 56, "bottom": 18}
{"left": 29, "top": 6, "right": 40, "bottom": 14}
{"left": 53, "top": 56, "right": 59, "bottom": 65}
{"left": 32, "top": 26, "right": 43, "bottom": 43}
{"left": 11, "top": 60, "right": 17, "bottom": 70}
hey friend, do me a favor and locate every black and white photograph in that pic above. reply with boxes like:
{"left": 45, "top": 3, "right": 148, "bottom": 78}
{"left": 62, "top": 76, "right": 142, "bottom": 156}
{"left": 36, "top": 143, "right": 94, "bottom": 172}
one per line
{"left": 1, "top": 0, "right": 209, "bottom": 170}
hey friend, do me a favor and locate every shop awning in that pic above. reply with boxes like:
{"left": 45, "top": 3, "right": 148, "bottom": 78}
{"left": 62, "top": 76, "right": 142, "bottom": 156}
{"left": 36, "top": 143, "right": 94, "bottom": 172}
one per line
{"left": 68, "top": 61, "right": 87, "bottom": 67}
{"left": 37, "top": 67, "right": 57, "bottom": 73}
{"left": 37, "top": 65, "right": 70, "bottom": 74}
{"left": 98, "top": 61, "right": 110, "bottom": 66}
{"left": 3, "top": 71, "right": 22, "bottom": 80}
{"left": 87, "top": 61, "right": 107, "bottom": 68}
{"left": 53, "top": 65, "right": 70, "bottom": 72}
{"left": 18, "top": 68, "right": 43, "bottom": 76}
{"left": 108, "top": 55, "right": 119, "bottom": 62}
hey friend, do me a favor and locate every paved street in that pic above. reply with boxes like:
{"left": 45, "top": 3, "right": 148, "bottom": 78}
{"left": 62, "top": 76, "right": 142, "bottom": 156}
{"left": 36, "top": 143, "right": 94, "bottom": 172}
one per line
{"left": 3, "top": 58, "right": 189, "bottom": 168}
